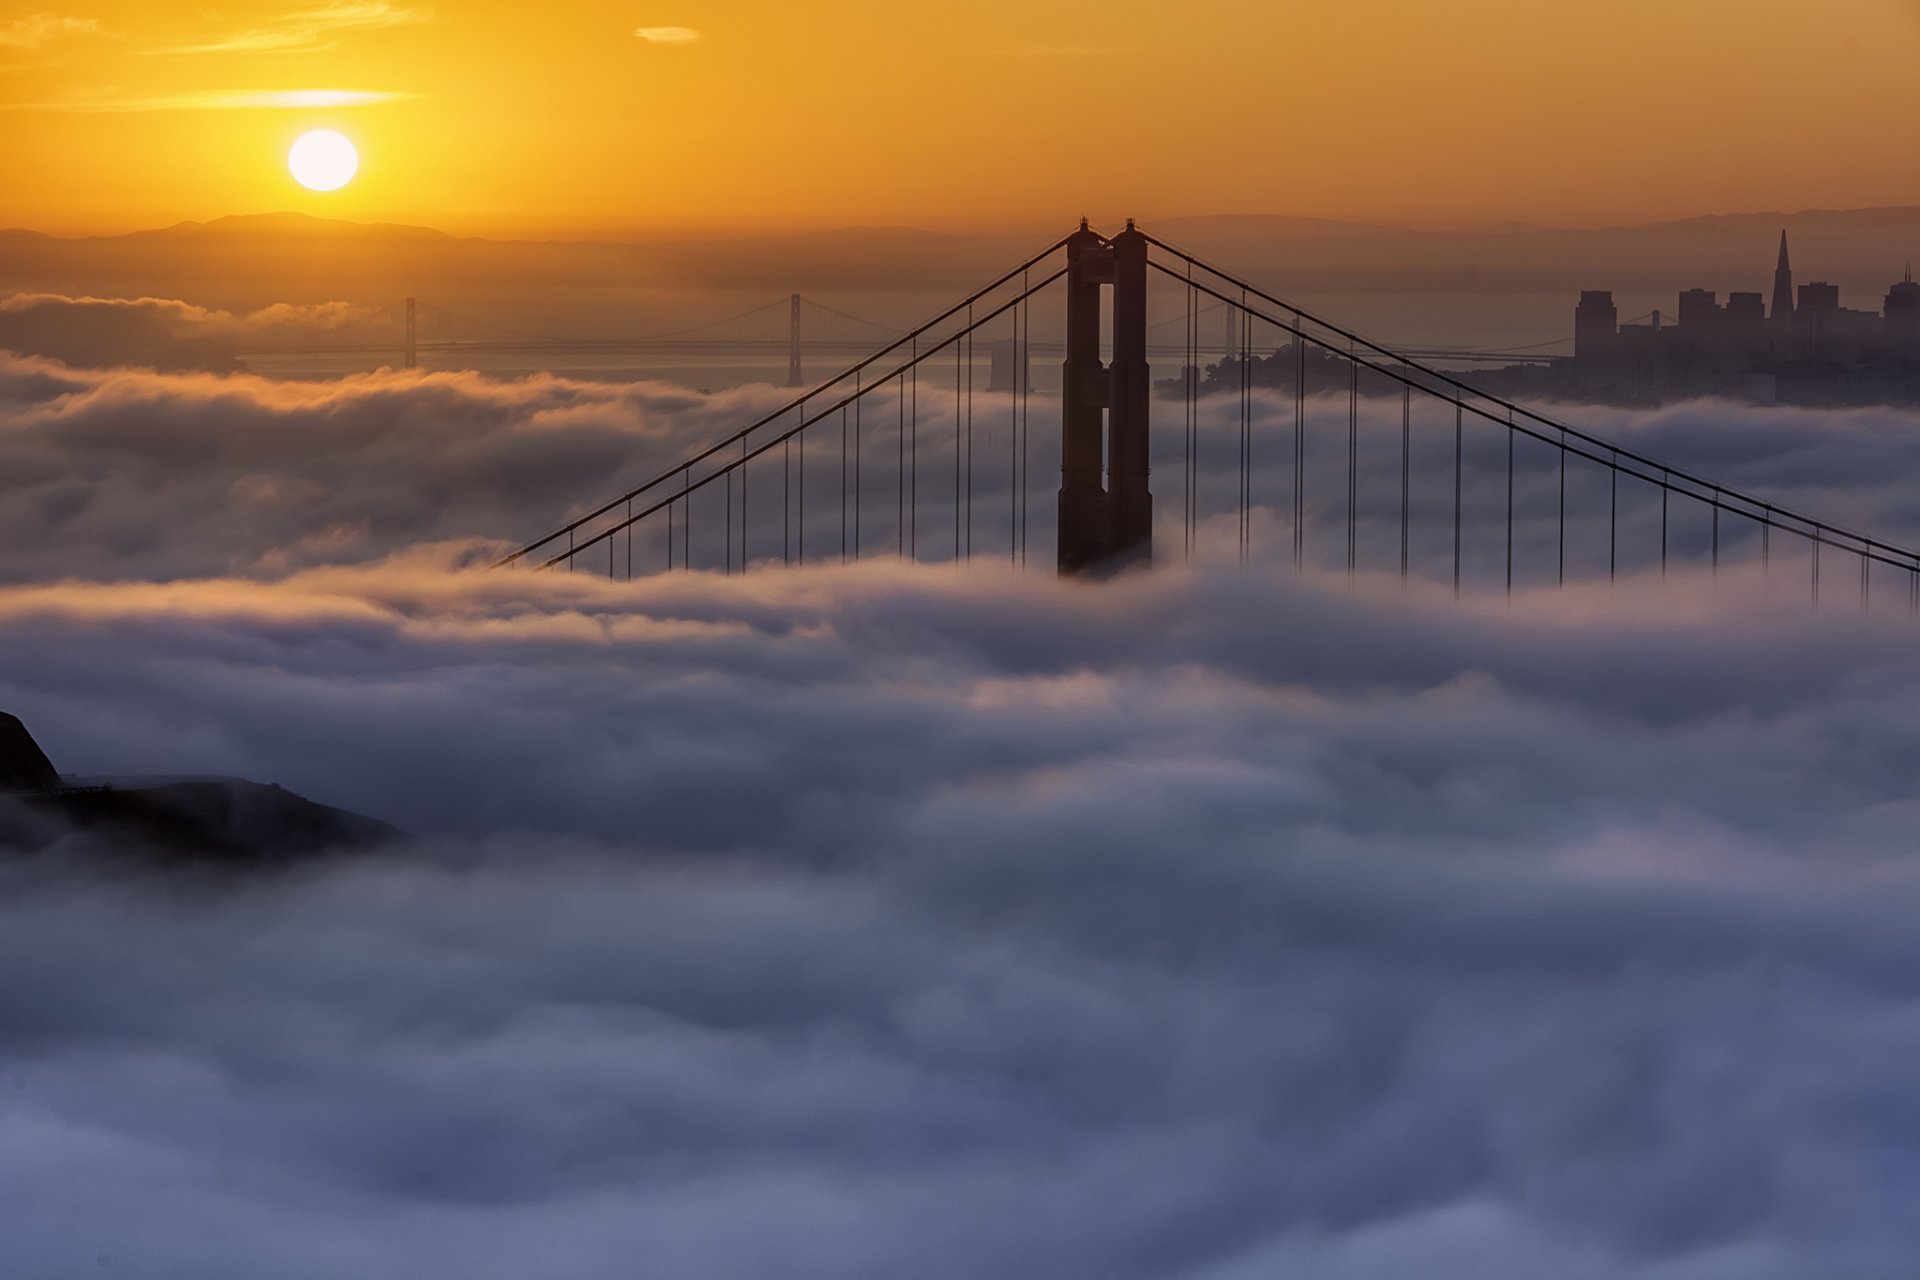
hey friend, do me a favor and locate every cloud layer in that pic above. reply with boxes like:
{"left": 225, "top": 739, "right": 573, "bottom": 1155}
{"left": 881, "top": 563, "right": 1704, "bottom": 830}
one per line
{"left": 5, "top": 559, "right": 1920, "bottom": 1277}
{"left": 6, "top": 351, "right": 1920, "bottom": 1275}
{"left": 6, "top": 344, "right": 1920, "bottom": 590}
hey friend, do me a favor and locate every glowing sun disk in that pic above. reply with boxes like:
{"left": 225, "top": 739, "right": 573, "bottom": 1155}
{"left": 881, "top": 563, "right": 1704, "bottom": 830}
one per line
{"left": 288, "top": 131, "right": 358, "bottom": 192}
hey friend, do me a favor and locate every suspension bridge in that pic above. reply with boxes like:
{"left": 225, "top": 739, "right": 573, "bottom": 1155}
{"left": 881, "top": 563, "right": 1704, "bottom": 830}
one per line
{"left": 484, "top": 220, "right": 1920, "bottom": 608}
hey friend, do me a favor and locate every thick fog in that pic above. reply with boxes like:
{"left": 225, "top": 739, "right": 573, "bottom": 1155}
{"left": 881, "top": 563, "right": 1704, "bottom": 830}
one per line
{"left": 5, "top": 337, "right": 1920, "bottom": 1277}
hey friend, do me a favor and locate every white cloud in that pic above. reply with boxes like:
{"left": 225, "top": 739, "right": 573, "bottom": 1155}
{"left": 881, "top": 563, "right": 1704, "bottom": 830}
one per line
{"left": 5, "top": 346, "right": 1920, "bottom": 1273}
{"left": 150, "top": 1, "right": 427, "bottom": 56}
{"left": 0, "top": 13, "right": 102, "bottom": 49}
{"left": 5, "top": 555, "right": 1920, "bottom": 1275}
{"left": 5, "top": 86, "right": 416, "bottom": 110}
{"left": 634, "top": 25, "right": 700, "bottom": 44}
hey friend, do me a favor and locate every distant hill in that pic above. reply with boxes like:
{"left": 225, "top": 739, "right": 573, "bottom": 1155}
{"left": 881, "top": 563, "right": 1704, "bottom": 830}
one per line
{"left": 3, "top": 206, "right": 1917, "bottom": 347}
{"left": 121, "top": 211, "right": 462, "bottom": 245}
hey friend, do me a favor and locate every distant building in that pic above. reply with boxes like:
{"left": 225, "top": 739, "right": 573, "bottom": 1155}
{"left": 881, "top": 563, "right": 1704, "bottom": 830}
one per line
{"left": 1887, "top": 269, "right": 1920, "bottom": 352}
{"left": 1771, "top": 231, "right": 1795, "bottom": 334}
{"left": 1564, "top": 230, "right": 1920, "bottom": 405}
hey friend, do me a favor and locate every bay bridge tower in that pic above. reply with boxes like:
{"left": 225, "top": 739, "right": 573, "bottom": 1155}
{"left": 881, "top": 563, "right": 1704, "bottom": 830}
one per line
{"left": 1059, "top": 220, "right": 1152, "bottom": 575}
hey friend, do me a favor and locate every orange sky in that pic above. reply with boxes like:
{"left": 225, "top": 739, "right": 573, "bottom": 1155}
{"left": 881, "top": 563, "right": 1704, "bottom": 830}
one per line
{"left": 4, "top": 0, "right": 1920, "bottom": 237}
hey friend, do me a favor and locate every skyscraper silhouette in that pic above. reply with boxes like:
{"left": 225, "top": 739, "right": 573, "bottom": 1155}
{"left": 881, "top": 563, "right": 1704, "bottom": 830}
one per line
{"left": 1771, "top": 230, "right": 1795, "bottom": 334}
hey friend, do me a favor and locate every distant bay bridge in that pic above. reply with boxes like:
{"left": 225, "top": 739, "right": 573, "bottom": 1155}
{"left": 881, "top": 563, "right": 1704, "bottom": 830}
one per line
{"left": 238, "top": 290, "right": 1566, "bottom": 385}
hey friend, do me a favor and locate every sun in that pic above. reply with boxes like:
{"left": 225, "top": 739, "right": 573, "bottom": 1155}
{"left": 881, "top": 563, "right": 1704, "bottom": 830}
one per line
{"left": 288, "top": 130, "right": 358, "bottom": 192}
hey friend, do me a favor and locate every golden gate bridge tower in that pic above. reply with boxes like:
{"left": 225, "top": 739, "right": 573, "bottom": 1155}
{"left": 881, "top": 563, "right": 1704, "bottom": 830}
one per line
{"left": 1058, "top": 220, "right": 1153, "bottom": 574}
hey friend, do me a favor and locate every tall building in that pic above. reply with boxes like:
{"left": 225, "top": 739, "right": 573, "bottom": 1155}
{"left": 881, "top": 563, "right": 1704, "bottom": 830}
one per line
{"left": 1677, "top": 288, "right": 1722, "bottom": 331}
{"left": 1887, "top": 268, "right": 1920, "bottom": 352}
{"left": 1770, "top": 230, "right": 1795, "bottom": 334}
{"left": 1574, "top": 290, "right": 1617, "bottom": 361}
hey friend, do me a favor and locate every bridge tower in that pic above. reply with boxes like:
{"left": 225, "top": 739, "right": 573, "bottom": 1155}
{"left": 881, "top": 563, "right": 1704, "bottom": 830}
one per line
{"left": 1059, "top": 220, "right": 1152, "bottom": 575}
{"left": 403, "top": 297, "right": 417, "bottom": 370}
{"left": 787, "top": 293, "right": 803, "bottom": 387}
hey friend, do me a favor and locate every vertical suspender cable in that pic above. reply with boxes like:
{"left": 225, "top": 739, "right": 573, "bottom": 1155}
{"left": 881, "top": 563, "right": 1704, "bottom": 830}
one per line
{"left": 1608, "top": 451, "right": 1617, "bottom": 582}
{"left": 1013, "top": 305, "right": 1029, "bottom": 564}
{"left": 1558, "top": 432, "right": 1566, "bottom": 586}
{"left": 960, "top": 318, "right": 975, "bottom": 556}
{"left": 1505, "top": 416, "right": 1513, "bottom": 597}
{"left": 1400, "top": 382, "right": 1410, "bottom": 580}
{"left": 1660, "top": 469, "right": 1669, "bottom": 576}
{"left": 1021, "top": 269, "right": 1030, "bottom": 566}
{"left": 1295, "top": 312, "right": 1306, "bottom": 568}
{"left": 841, "top": 402, "right": 849, "bottom": 561}
{"left": 1453, "top": 401, "right": 1462, "bottom": 596}
{"left": 1711, "top": 491, "right": 1719, "bottom": 578}
{"left": 1348, "top": 348, "right": 1358, "bottom": 576}
{"left": 1175, "top": 266, "right": 1190, "bottom": 560}
{"left": 911, "top": 339, "right": 918, "bottom": 558}
{"left": 898, "top": 360, "right": 906, "bottom": 556}
{"left": 1243, "top": 304, "right": 1253, "bottom": 559}
{"left": 955, "top": 328, "right": 963, "bottom": 560}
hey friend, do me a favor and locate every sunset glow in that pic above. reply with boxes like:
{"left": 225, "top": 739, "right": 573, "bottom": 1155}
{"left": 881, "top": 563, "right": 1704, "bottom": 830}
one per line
{"left": 3, "top": 0, "right": 1919, "bottom": 235}
{"left": 287, "top": 129, "right": 357, "bottom": 192}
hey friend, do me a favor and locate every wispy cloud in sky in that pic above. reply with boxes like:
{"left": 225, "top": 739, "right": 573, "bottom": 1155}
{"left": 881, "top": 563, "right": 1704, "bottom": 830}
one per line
{"left": 5, "top": 87, "right": 417, "bottom": 111}
{"left": 995, "top": 45, "right": 1131, "bottom": 58}
{"left": 150, "top": 1, "right": 427, "bottom": 56}
{"left": 633, "top": 26, "right": 701, "bottom": 44}
{"left": 0, "top": 13, "right": 103, "bottom": 49}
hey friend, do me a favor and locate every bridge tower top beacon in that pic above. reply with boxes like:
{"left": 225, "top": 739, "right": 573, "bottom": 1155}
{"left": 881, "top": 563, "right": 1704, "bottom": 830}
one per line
{"left": 1058, "top": 219, "right": 1152, "bottom": 576}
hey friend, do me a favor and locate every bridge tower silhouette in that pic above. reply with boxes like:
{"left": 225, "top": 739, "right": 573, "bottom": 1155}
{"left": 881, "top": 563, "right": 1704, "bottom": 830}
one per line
{"left": 1059, "top": 220, "right": 1152, "bottom": 574}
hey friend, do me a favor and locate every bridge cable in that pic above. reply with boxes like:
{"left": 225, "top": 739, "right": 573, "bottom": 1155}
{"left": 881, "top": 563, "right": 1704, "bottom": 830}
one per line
{"left": 526, "top": 267, "right": 1063, "bottom": 571}
{"left": 965, "top": 317, "right": 974, "bottom": 561}
{"left": 911, "top": 338, "right": 919, "bottom": 559}
{"left": 955, "top": 317, "right": 963, "bottom": 561}
{"left": 1401, "top": 383, "right": 1411, "bottom": 581}
{"left": 1559, "top": 429, "right": 1567, "bottom": 586}
{"left": 1175, "top": 264, "right": 1190, "bottom": 560}
{"left": 854, "top": 374, "right": 863, "bottom": 560}
{"left": 1013, "top": 305, "right": 1029, "bottom": 564}
{"left": 1660, "top": 468, "right": 1668, "bottom": 576}
{"left": 1505, "top": 408, "right": 1514, "bottom": 597}
{"left": 1348, "top": 342, "right": 1359, "bottom": 576}
{"left": 1712, "top": 488, "right": 1720, "bottom": 578}
{"left": 1609, "top": 450, "right": 1617, "bottom": 582}
{"left": 1294, "top": 311, "right": 1306, "bottom": 569}
{"left": 1453, "top": 403, "right": 1463, "bottom": 595}
{"left": 526, "top": 268, "right": 1067, "bottom": 571}
{"left": 1245, "top": 301, "right": 1254, "bottom": 561}
{"left": 494, "top": 235, "right": 1073, "bottom": 569}
{"left": 898, "top": 350, "right": 906, "bottom": 555}
{"left": 1141, "top": 234, "right": 1920, "bottom": 585}
{"left": 1020, "top": 270, "right": 1031, "bottom": 566}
